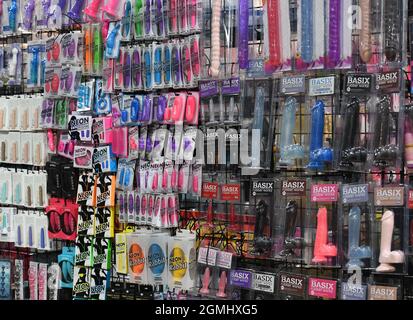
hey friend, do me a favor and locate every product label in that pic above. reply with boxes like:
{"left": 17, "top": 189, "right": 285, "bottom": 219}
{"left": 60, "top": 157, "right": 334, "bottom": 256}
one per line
{"left": 68, "top": 115, "right": 91, "bottom": 132}
{"left": 281, "top": 179, "right": 306, "bottom": 196}
{"left": 92, "top": 146, "right": 110, "bottom": 165}
{"left": 216, "top": 251, "right": 233, "bottom": 269}
{"left": 311, "top": 184, "right": 338, "bottom": 202}
{"left": 375, "top": 71, "right": 400, "bottom": 92}
{"left": 368, "top": 285, "right": 398, "bottom": 300}
{"left": 247, "top": 59, "right": 265, "bottom": 77}
{"left": 252, "top": 179, "right": 274, "bottom": 196}
{"left": 147, "top": 244, "right": 166, "bottom": 280}
{"left": 251, "top": 273, "right": 275, "bottom": 293}
{"left": 342, "top": 184, "right": 369, "bottom": 204}
{"left": 344, "top": 74, "right": 372, "bottom": 93}
{"left": 309, "top": 76, "right": 335, "bottom": 96}
{"left": 222, "top": 78, "right": 241, "bottom": 95}
{"left": 280, "top": 76, "right": 306, "bottom": 94}
{"left": 341, "top": 282, "right": 367, "bottom": 300}
{"left": 201, "top": 182, "right": 219, "bottom": 199}
{"left": 308, "top": 278, "right": 337, "bottom": 299}
{"left": 279, "top": 273, "right": 306, "bottom": 297}
{"left": 221, "top": 184, "right": 241, "bottom": 201}
{"left": 374, "top": 187, "right": 404, "bottom": 206}
{"left": 229, "top": 270, "right": 252, "bottom": 289}
{"left": 199, "top": 80, "right": 219, "bottom": 97}
{"left": 197, "top": 247, "right": 218, "bottom": 266}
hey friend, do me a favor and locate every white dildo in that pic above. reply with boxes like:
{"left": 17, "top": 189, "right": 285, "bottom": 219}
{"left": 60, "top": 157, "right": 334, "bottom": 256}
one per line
{"left": 9, "top": 47, "right": 19, "bottom": 78}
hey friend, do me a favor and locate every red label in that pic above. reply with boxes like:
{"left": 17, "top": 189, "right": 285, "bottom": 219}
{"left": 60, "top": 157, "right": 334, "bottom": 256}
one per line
{"left": 308, "top": 278, "right": 337, "bottom": 299}
{"left": 409, "top": 190, "right": 413, "bottom": 209}
{"left": 221, "top": 184, "right": 240, "bottom": 201}
{"left": 202, "top": 182, "right": 219, "bottom": 199}
{"left": 311, "top": 184, "right": 338, "bottom": 202}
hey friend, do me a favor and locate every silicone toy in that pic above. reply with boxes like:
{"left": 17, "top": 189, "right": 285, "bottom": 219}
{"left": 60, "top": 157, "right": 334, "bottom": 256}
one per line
{"left": 405, "top": 105, "right": 413, "bottom": 168}
{"left": 376, "top": 210, "right": 405, "bottom": 272}
{"left": 83, "top": 0, "right": 103, "bottom": 19}
{"left": 383, "top": 0, "right": 400, "bottom": 61}
{"left": 93, "top": 27, "right": 103, "bottom": 74}
{"left": 267, "top": 0, "right": 281, "bottom": 67}
{"left": 185, "top": 95, "right": 197, "bottom": 123}
{"left": 134, "top": 0, "right": 143, "bottom": 37}
{"left": 41, "top": 0, "right": 51, "bottom": 26}
{"left": 252, "top": 87, "right": 265, "bottom": 131}
{"left": 23, "top": 0, "right": 35, "bottom": 30}
{"left": 312, "top": 207, "right": 337, "bottom": 263}
{"left": 372, "top": 95, "right": 398, "bottom": 166}
{"left": 182, "top": 44, "right": 191, "bottom": 85}
{"left": 154, "top": 0, "right": 163, "bottom": 37}
{"left": 144, "top": 48, "right": 152, "bottom": 88}
{"left": 164, "top": 45, "right": 171, "bottom": 84}
{"left": 123, "top": 50, "right": 131, "bottom": 89}
{"left": 9, "top": 47, "right": 19, "bottom": 78}
{"left": 190, "top": 36, "right": 200, "bottom": 79}
{"left": 359, "top": 0, "right": 372, "bottom": 63}
{"left": 280, "top": 201, "right": 304, "bottom": 256}
{"left": 238, "top": 0, "right": 248, "bottom": 69}
{"left": 200, "top": 267, "right": 210, "bottom": 294}
{"left": 156, "top": 95, "right": 167, "bottom": 122}
{"left": 347, "top": 206, "right": 371, "bottom": 267}
{"left": 154, "top": 46, "right": 162, "bottom": 85}
{"left": 30, "top": 47, "right": 39, "bottom": 85}
{"left": 209, "top": 0, "right": 221, "bottom": 77}
{"left": 328, "top": 0, "right": 341, "bottom": 67}
{"left": 130, "top": 97, "right": 140, "bottom": 122}
{"left": 279, "top": 97, "right": 304, "bottom": 166}
{"left": 47, "top": 129, "right": 55, "bottom": 152}
{"left": 172, "top": 45, "right": 181, "bottom": 86}
{"left": 179, "top": 0, "right": 187, "bottom": 32}
{"left": 103, "top": 0, "right": 120, "bottom": 17}
{"left": 169, "top": 0, "right": 177, "bottom": 34}
{"left": 144, "top": 0, "right": 151, "bottom": 35}
{"left": 132, "top": 48, "right": 141, "bottom": 88}
{"left": 68, "top": 0, "right": 85, "bottom": 21}
{"left": 122, "top": 1, "right": 132, "bottom": 38}
{"left": 307, "top": 100, "right": 332, "bottom": 170}
{"left": 217, "top": 271, "right": 227, "bottom": 298}
{"left": 8, "top": 0, "right": 17, "bottom": 32}
{"left": 84, "top": 27, "right": 92, "bottom": 72}
{"left": 301, "top": 0, "right": 313, "bottom": 63}
{"left": 253, "top": 200, "right": 272, "bottom": 254}
{"left": 339, "top": 98, "right": 367, "bottom": 167}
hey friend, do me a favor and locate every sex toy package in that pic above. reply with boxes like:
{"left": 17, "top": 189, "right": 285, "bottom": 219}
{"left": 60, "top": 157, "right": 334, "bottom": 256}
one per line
{"left": 338, "top": 182, "right": 373, "bottom": 269}
{"left": 275, "top": 75, "right": 308, "bottom": 170}
{"left": 367, "top": 70, "right": 404, "bottom": 172}
{"left": 250, "top": 178, "right": 275, "bottom": 257}
{"left": 304, "top": 181, "right": 340, "bottom": 267}
{"left": 372, "top": 184, "right": 407, "bottom": 274}
{"left": 273, "top": 178, "right": 307, "bottom": 261}
{"left": 334, "top": 73, "right": 374, "bottom": 172}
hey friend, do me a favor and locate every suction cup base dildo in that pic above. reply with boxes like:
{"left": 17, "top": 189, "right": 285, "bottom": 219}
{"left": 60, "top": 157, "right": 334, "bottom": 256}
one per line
{"left": 376, "top": 210, "right": 405, "bottom": 273}
{"left": 346, "top": 206, "right": 371, "bottom": 268}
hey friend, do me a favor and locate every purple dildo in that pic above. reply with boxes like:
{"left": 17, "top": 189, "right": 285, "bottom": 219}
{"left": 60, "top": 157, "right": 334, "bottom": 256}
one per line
{"left": 328, "top": 0, "right": 341, "bottom": 67}
{"left": 23, "top": 0, "right": 36, "bottom": 30}
{"left": 68, "top": 0, "right": 85, "bottom": 21}
{"left": 238, "top": 0, "right": 249, "bottom": 69}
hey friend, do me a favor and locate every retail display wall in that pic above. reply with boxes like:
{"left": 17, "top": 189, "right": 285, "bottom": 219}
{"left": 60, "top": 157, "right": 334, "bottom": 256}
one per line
{"left": 0, "top": 0, "right": 413, "bottom": 301}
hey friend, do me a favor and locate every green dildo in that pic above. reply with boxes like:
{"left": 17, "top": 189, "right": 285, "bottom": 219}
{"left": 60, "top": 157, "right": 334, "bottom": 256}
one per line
{"left": 134, "top": 0, "right": 143, "bottom": 37}
{"left": 93, "top": 26, "right": 103, "bottom": 74}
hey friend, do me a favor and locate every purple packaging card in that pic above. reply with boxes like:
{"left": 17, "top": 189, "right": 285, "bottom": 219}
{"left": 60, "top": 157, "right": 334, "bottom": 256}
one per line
{"left": 229, "top": 270, "right": 252, "bottom": 289}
